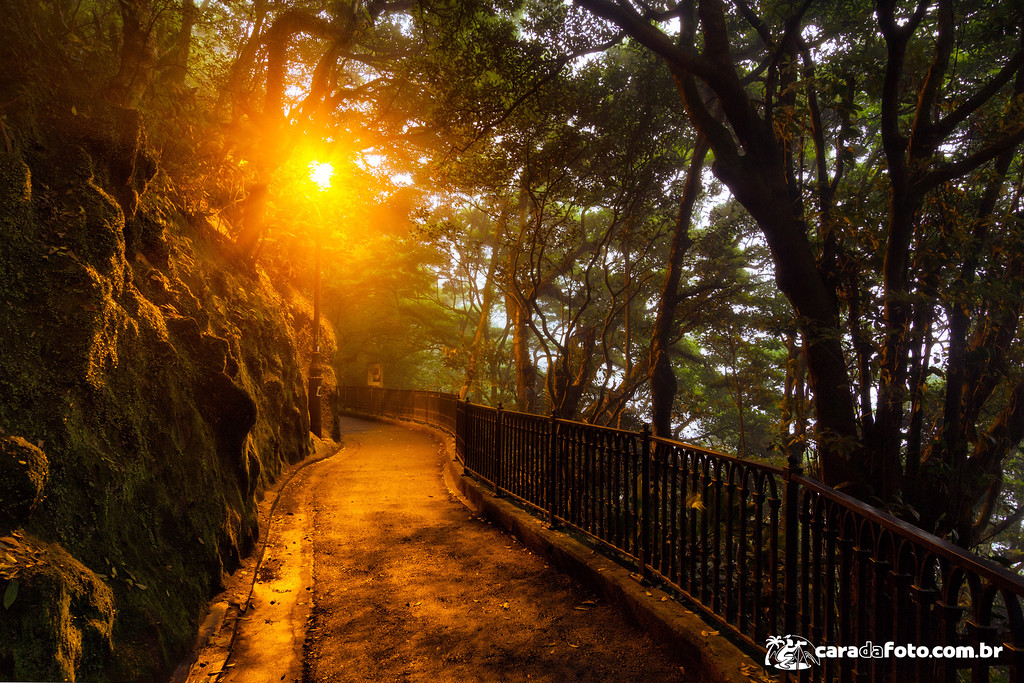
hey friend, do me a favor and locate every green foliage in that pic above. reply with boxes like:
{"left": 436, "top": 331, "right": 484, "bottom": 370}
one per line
{"left": 572, "top": 0, "right": 1024, "bottom": 549}
{"left": 0, "top": 97, "right": 321, "bottom": 682}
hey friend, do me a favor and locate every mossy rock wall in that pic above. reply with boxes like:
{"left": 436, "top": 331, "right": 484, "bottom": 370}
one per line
{"left": 0, "top": 114, "right": 335, "bottom": 680}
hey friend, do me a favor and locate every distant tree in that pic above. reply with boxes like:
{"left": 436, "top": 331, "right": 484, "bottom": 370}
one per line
{"left": 575, "top": 0, "right": 1024, "bottom": 543}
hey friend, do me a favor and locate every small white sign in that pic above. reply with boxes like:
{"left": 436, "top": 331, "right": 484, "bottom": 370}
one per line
{"left": 367, "top": 363, "right": 383, "bottom": 387}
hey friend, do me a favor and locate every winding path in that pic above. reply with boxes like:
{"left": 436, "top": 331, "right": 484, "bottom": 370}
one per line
{"left": 191, "top": 417, "right": 693, "bottom": 682}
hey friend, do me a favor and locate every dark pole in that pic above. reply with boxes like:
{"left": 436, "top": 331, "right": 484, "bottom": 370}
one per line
{"left": 783, "top": 439, "right": 804, "bottom": 637}
{"left": 308, "top": 232, "right": 323, "bottom": 437}
{"left": 306, "top": 161, "right": 333, "bottom": 439}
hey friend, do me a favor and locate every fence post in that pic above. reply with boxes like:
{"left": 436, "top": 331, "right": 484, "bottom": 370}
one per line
{"left": 547, "top": 410, "right": 559, "bottom": 528}
{"left": 462, "top": 398, "right": 472, "bottom": 466}
{"left": 494, "top": 402, "right": 504, "bottom": 497}
{"left": 783, "top": 439, "right": 805, "bottom": 639}
{"left": 639, "top": 423, "right": 651, "bottom": 584}
{"left": 455, "top": 399, "right": 464, "bottom": 462}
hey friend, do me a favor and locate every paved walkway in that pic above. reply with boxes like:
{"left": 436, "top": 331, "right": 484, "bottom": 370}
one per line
{"left": 195, "top": 417, "right": 693, "bottom": 681}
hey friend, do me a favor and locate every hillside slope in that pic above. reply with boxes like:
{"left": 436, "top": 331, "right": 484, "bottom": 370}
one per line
{"left": 0, "top": 106, "right": 335, "bottom": 681}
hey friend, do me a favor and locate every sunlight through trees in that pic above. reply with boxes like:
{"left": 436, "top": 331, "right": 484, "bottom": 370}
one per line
{"left": 5, "top": 0, "right": 1024, "bottom": 561}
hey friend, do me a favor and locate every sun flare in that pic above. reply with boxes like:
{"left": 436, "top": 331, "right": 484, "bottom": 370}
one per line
{"left": 309, "top": 161, "right": 334, "bottom": 191}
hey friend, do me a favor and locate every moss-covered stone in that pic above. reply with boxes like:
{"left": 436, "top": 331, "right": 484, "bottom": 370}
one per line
{"left": 0, "top": 101, "right": 335, "bottom": 681}
{"left": 0, "top": 533, "right": 115, "bottom": 682}
{"left": 0, "top": 437, "right": 48, "bottom": 530}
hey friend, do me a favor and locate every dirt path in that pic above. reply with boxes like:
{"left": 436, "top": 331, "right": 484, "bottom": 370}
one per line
{"left": 204, "top": 416, "right": 694, "bottom": 682}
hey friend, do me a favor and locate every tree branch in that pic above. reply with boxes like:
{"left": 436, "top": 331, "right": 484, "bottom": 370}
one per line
{"left": 916, "top": 123, "right": 1024, "bottom": 192}
{"left": 908, "top": 0, "right": 953, "bottom": 159}
{"left": 933, "top": 41, "right": 1024, "bottom": 141}
{"left": 573, "top": 0, "right": 712, "bottom": 79}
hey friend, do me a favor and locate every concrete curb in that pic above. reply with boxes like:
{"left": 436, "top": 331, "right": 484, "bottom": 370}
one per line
{"left": 171, "top": 436, "right": 343, "bottom": 683}
{"left": 442, "top": 452, "right": 767, "bottom": 683}
{"left": 342, "top": 411, "right": 772, "bottom": 683}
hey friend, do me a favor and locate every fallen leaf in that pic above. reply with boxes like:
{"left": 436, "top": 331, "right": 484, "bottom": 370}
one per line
{"left": 3, "top": 580, "right": 18, "bottom": 609}
{"left": 739, "top": 662, "right": 775, "bottom": 682}
{"left": 500, "top": 602, "right": 509, "bottom": 610}
{"left": 701, "top": 630, "right": 720, "bottom": 637}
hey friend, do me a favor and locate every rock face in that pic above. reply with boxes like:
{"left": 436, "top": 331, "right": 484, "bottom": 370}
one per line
{"left": 0, "top": 107, "right": 335, "bottom": 681}
{"left": 0, "top": 437, "right": 49, "bottom": 529}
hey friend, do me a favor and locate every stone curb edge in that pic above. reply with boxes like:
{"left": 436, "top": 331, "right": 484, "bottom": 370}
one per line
{"left": 170, "top": 435, "right": 343, "bottom": 683}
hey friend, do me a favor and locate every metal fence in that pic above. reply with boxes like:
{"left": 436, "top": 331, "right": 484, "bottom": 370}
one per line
{"left": 337, "top": 385, "right": 457, "bottom": 434}
{"left": 337, "top": 386, "right": 1024, "bottom": 682}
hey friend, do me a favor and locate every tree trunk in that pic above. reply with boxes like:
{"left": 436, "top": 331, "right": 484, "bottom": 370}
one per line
{"left": 105, "top": 0, "right": 154, "bottom": 106}
{"left": 508, "top": 292, "right": 537, "bottom": 413}
{"left": 158, "top": 0, "right": 197, "bottom": 90}
{"left": 461, "top": 206, "right": 506, "bottom": 401}
{"left": 709, "top": 142, "right": 861, "bottom": 488}
{"left": 649, "top": 138, "right": 707, "bottom": 437}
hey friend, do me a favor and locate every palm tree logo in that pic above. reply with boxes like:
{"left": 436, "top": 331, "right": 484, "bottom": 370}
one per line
{"left": 765, "top": 635, "right": 819, "bottom": 670}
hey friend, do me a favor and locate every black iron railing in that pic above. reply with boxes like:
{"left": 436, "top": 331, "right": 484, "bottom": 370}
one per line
{"left": 337, "top": 385, "right": 457, "bottom": 435}
{"left": 336, "top": 386, "right": 1024, "bottom": 682}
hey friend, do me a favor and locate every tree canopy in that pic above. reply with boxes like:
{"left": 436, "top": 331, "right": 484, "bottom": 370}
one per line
{"left": 6, "top": 0, "right": 1024, "bottom": 557}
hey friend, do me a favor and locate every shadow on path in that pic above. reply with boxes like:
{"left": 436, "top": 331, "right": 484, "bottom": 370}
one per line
{"left": 301, "top": 417, "right": 692, "bottom": 682}
{"left": 198, "top": 417, "right": 694, "bottom": 682}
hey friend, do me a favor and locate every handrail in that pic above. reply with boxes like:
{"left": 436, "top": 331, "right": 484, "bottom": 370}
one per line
{"left": 793, "top": 473, "right": 1024, "bottom": 594}
{"left": 337, "top": 385, "right": 1024, "bottom": 682}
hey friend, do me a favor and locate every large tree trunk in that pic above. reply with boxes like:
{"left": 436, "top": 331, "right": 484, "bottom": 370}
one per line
{"left": 575, "top": 0, "right": 864, "bottom": 487}
{"left": 157, "top": 0, "right": 197, "bottom": 90}
{"left": 550, "top": 325, "right": 597, "bottom": 419}
{"left": 461, "top": 206, "right": 506, "bottom": 401}
{"left": 649, "top": 138, "right": 707, "bottom": 436}
{"left": 708, "top": 138, "right": 862, "bottom": 488}
{"left": 508, "top": 292, "right": 537, "bottom": 412}
{"left": 105, "top": 0, "right": 154, "bottom": 106}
